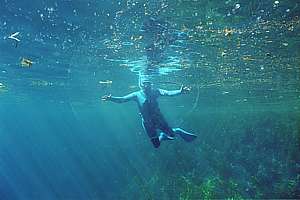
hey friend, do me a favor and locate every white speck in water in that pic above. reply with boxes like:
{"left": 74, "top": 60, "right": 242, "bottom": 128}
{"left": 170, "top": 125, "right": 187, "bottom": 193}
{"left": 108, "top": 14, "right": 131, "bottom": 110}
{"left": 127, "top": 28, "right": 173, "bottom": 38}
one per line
{"left": 256, "top": 16, "right": 261, "bottom": 21}
{"left": 235, "top": 3, "right": 241, "bottom": 9}
{"left": 47, "top": 7, "right": 54, "bottom": 13}
{"left": 274, "top": 1, "right": 279, "bottom": 4}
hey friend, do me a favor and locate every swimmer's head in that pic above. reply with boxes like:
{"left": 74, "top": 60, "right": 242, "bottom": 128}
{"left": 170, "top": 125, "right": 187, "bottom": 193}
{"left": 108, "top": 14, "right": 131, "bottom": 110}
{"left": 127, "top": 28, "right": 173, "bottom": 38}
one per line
{"left": 139, "top": 76, "right": 153, "bottom": 93}
{"left": 140, "top": 80, "right": 153, "bottom": 91}
{"left": 138, "top": 73, "right": 155, "bottom": 94}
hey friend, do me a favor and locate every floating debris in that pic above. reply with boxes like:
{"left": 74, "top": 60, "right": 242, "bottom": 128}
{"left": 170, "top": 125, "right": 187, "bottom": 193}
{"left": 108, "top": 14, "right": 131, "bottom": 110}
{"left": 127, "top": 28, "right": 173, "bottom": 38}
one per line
{"left": 120, "top": 63, "right": 129, "bottom": 67}
{"left": 99, "top": 80, "right": 112, "bottom": 84}
{"left": 0, "top": 82, "right": 7, "bottom": 92}
{"left": 235, "top": 3, "right": 241, "bottom": 10}
{"left": 221, "top": 51, "right": 227, "bottom": 57}
{"left": 131, "top": 35, "right": 143, "bottom": 41}
{"left": 21, "top": 58, "right": 33, "bottom": 67}
{"left": 8, "top": 32, "right": 20, "bottom": 47}
{"left": 242, "top": 56, "right": 256, "bottom": 61}
{"left": 231, "top": 3, "right": 241, "bottom": 14}
{"left": 224, "top": 28, "right": 234, "bottom": 37}
{"left": 273, "top": 1, "right": 280, "bottom": 7}
{"left": 0, "top": 83, "right": 5, "bottom": 89}
{"left": 8, "top": 32, "right": 20, "bottom": 42}
{"left": 30, "top": 80, "right": 53, "bottom": 87}
{"left": 121, "top": 41, "right": 134, "bottom": 46}
{"left": 266, "top": 52, "right": 272, "bottom": 57}
{"left": 282, "top": 42, "right": 289, "bottom": 46}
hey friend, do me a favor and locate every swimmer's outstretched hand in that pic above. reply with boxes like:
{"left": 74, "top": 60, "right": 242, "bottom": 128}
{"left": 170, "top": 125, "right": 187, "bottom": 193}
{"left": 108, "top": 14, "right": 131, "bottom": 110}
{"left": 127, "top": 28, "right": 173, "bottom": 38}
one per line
{"left": 101, "top": 94, "right": 112, "bottom": 101}
{"left": 180, "top": 85, "right": 191, "bottom": 94}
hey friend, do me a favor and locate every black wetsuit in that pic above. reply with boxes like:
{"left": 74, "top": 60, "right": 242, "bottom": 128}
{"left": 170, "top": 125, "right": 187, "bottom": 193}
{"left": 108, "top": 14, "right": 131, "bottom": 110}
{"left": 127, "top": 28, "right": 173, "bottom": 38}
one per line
{"left": 110, "top": 87, "right": 182, "bottom": 147}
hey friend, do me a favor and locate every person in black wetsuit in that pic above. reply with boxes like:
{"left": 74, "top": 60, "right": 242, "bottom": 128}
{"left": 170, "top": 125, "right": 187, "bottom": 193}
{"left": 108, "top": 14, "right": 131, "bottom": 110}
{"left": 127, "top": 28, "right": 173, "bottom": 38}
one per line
{"left": 101, "top": 79, "right": 197, "bottom": 148}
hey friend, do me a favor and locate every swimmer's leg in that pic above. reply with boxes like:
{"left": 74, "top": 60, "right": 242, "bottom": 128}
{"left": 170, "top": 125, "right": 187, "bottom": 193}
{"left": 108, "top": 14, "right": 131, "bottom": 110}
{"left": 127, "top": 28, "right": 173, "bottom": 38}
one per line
{"left": 157, "top": 115, "right": 176, "bottom": 138}
{"left": 173, "top": 128, "right": 197, "bottom": 142}
{"left": 158, "top": 132, "right": 175, "bottom": 142}
{"left": 142, "top": 120, "right": 160, "bottom": 148}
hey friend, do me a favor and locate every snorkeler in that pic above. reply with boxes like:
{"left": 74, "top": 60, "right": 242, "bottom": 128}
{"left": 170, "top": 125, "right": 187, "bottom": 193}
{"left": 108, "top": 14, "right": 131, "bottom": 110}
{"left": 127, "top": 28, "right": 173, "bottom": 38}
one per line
{"left": 101, "top": 79, "right": 197, "bottom": 148}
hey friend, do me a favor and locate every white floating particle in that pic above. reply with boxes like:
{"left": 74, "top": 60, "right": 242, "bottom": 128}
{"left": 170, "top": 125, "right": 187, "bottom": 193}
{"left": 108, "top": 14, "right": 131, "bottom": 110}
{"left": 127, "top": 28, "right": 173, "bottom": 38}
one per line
{"left": 8, "top": 32, "right": 20, "bottom": 42}
{"left": 0, "top": 83, "right": 5, "bottom": 88}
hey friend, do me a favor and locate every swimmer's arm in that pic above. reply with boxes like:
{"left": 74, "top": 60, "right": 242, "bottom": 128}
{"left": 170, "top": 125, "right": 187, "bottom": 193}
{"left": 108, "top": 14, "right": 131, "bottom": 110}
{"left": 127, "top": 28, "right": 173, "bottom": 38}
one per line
{"left": 102, "top": 92, "right": 137, "bottom": 103}
{"left": 159, "top": 85, "right": 191, "bottom": 97}
{"left": 158, "top": 89, "right": 182, "bottom": 96}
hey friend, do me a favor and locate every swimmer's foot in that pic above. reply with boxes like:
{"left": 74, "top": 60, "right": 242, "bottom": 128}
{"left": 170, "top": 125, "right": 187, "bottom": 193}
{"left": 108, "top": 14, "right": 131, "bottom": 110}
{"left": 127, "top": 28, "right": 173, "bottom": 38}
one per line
{"left": 151, "top": 137, "right": 160, "bottom": 148}
{"left": 159, "top": 132, "right": 175, "bottom": 142}
{"left": 173, "top": 128, "right": 197, "bottom": 142}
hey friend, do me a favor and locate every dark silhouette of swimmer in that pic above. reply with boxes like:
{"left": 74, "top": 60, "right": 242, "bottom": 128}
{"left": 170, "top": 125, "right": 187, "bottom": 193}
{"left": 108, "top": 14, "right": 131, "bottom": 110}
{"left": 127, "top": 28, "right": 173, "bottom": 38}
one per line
{"left": 102, "top": 80, "right": 197, "bottom": 148}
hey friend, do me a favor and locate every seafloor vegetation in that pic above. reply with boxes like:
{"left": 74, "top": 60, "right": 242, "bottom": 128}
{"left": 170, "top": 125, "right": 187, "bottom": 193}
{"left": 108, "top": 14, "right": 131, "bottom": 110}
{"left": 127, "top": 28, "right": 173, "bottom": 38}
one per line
{"left": 119, "top": 108, "right": 299, "bottom": 199}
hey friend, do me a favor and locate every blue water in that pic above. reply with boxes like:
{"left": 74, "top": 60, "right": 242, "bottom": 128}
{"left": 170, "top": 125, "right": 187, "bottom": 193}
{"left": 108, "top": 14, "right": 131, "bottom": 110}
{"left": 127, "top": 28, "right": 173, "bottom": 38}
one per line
{"left": 0, "top": 0, "right": 300, "bottom": 199}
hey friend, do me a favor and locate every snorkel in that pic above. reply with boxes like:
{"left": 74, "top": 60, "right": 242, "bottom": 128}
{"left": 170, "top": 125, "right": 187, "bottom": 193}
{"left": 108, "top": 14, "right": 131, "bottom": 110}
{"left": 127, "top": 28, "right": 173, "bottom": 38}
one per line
{"left": 138, "top": 73, "right": 153, "bottom": 94}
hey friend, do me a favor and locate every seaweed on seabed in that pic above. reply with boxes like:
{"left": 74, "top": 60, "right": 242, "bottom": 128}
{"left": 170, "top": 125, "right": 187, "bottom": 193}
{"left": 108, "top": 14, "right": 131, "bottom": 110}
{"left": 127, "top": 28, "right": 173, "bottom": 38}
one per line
{"left": 179, "top": 175, "right": 244, "bottom": 200}
{"left": 179, "top": 176, "right": 216, "bottom": 200}
{"left": 273, "top": 175, "right": 300, "bottom": 199}
{"left": 198, "top": 177, "right": 218, "bottom": 200}
{"left": 238, "top": 114, "right": 300, "bottom": 198}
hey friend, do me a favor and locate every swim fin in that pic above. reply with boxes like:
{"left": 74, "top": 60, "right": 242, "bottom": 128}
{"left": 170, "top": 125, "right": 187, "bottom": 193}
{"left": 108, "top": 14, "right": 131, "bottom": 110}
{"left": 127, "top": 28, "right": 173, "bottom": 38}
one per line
{"left": 173, "top": 128, "right": 197, "bottom": 142}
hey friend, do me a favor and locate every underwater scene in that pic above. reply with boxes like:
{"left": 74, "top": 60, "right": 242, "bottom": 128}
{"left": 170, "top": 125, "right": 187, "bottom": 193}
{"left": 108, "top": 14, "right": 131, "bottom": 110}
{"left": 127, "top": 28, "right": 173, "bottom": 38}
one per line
{"left": 0, "top": 0, "right": 300, "bottom": 199}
